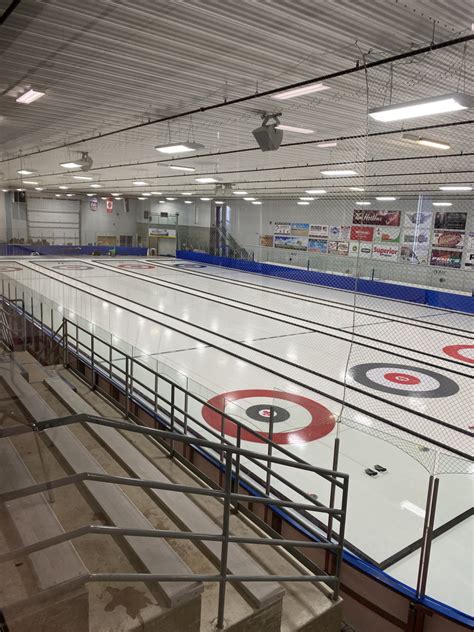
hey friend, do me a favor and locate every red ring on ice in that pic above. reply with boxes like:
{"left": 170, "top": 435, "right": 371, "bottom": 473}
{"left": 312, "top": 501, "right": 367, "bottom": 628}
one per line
{"left": 442, "top": 344, "right": 474, "bottom": 365}
{"left": 117, "top": 263, "right": 154, "bottom": 269}
{"left": 383, "top": 372, "right": 421, "bottom": 385}
{"left": 202, "top": 389, "right": 335, "bottom": 445}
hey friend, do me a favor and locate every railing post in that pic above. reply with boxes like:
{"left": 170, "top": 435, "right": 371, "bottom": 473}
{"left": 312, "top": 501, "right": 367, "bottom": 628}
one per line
{"left": 216, "top": 451, "right": 233, "bottom": 630}
{"left": 332, "top": 474, "right": 348, "bottom": 602}
{"left": 325, "top": 437, "right": 340, "bottom": 573}
{"left": 90, "top": 336, "right": 96, "bottom": 389}
{"left": 62, "top": 319, "right": 68, "bottom": 367}
{"left": 125, "top": 356, "right": 130, "bottom": 417}
{"left": 265, "top": 405, "right": 275, "bottom": 497}
{"left": 169, "top": 384, "right": 175, "bottom": 458}
{"left": 232, "top": 425, "right": 241, "bottom": 514}
{"left": 416, "top": 476, "right": 439, "bottom": 599}
{"left": 183, "top": 390, "right": 189, "bottom": 434}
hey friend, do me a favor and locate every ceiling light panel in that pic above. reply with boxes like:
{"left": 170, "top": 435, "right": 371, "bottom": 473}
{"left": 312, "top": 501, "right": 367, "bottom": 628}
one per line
{"left": 155, "top": 142, "right": 204, "bottom": 154}
{"left": 16, "top": 89, "right": 45, "bottom": 104}
{"left": 369, "top": 92, "right": 473, "bottom": 122}
{"left": 271, "top": 82, "right": 330, "bottom": 100}
{"left": 275, "top": 124, "right": 314, "bottom": 134}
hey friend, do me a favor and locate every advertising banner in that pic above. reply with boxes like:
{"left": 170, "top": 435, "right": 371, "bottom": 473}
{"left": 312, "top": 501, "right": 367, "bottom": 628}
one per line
{"left": 336, "top": 241, "right": 349, "bottom": 256}
{"left": 309, "top": 224, "right": 328, "bottom": 238}
{"left": 399, "top": 244, "right": 429, "bottom": 265}
{"left": 89, "top": 196, "right": 98, "bottom": 211}
{"left": 353, "top": 209, "right": 401, "bottom": 226}
{"left": 291, "top": 223, "right": 310, "bottom": 236}
{"left": 464, "top": 253, "right": 474, "bottom": 269}
{"left": 106, "top": 197, "right": 113, "bottom": 214}
{"left": 340, "top": 226, "right": 351, "bottom": 240}
{"left": 403, "top": 228, "right": 430, "bottom": 246}
{"left": 434, "top": 212, "right": 467, "bottom": 230}
{"left": 430, "top": 249, "right": 462, "bottom": 268}
{"left": 350, "top": 226, "right": 374, "bottom": 241}
{"left": 371, "top": 244, "right": 400, "bottom": 261}
{"left": 259, "top": 234, "right": 274, "bottom": 247}
{"left": 274, "top": 235, "right": 308, "bottom": 250}
{"left": 308, "top": 239, "right": 328, "bottom": 254}
{"left": 432, "top": 230, "right": 464, "bottom": 249}
{"left": 149, "top": 228, "right": 176, "bottom": 238}
{"left": 349, "top": 242, "right": 373, "bottom": 258}
{"left": 404, "top": 210, "right": 433, "bottom": 228}
{"left": 273, "top": 222, "right": 291, "bottom": 235}
{"left": 328, "top": 241, "right": 338, "bottom": 254}
{"left": 373, "top": 226, "right": 401, "bottom": 243}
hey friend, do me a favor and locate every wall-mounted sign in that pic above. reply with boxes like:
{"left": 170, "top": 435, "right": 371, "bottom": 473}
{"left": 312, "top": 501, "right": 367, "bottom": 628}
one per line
{"left": 106, "top": 197, "right": 113, "bottom": 214}
{"left": 290, "top": 223, "right": 310, "bottom": 236}
{"left": 404, "top": 210, "right": 433, "bottom": 228}
{"left": 350, "top": 226, "right": 374, "bottom": 241}
{"left": 372, "top": 244, "right": 400, "bottom": 260}
{"left": 432, "top": 230, "right": 464, "bottom": 250}
{"left": 274, "top": 235, "right": 308, "bottom": 250}
{"left": 273, "top": 222, "right": 291, "bottom": 235}
{"left": 434, "top": 212, "right": 467, "bottom": 231}
{"left": 90, "top": 196, "right": 98, "bottom": 211}
{"left": 149, "top": 228, "right": 176, "bottom": 238}
{"left": 373, "top": 226, "right": 400, "bottom": 243}
{"left": 430, "top": 249, "right": 462, "bottom": 268}
{"left": 349, "top": 242, "right": 373, "bottom": 258}
{"left": 260, "top": 234, "right": 273, "bottom": 247}
{"left": 309, "top": 224, "right": 328, "bottom": 238}
{"left": 353, "top": 209, "right": 401, "bottom": 226}
{"left": 308, "top": 239, "right": 328, "bottom": 253}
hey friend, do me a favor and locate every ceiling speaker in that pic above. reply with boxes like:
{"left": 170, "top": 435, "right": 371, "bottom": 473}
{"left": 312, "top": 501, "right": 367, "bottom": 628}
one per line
{"left": 252, "top": 123, "right": 283, "bottom": 152}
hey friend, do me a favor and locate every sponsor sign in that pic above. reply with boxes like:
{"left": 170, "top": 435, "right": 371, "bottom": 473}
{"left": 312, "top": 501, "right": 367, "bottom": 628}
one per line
{"left": 106, "top": 197, "right": 113, "bottom": 213}
{"left": 89, "top": 196, "right": 98, "bottom": 211}
{"left": 404, "top": 210, "right": 433, "bottom": 228}
{"left": 149, "top": 228, "right": 176, "bottom": 238}
{"left": 328, "top": 226, "right": 341, "bottom": 240}
{"left": 337, "top": 241, "right": 349, "bottom": 256}
{"left": 328, "top": 241, "right": 338, "bottom": 254}
{"left": 273, "top": 222, "right": 291, "bottom": 235}
{"left": 353, "top": 209, "right": 401, "bottom": 226}
{"left": 290, "top": 223, "right": 310, "bottom": 236}
{"left": 372, "top": 244, "right": 400, "bottom": 261}
{"left": 464, "top": 253, "right": 474, "bottom": 269}
{"left": 373, "top": 226, "right": 400, "bottom": 243}
{"left": 403, "top": 228, "right": 430, "bottom": 245}
{"left": 434, "top": 212, "right": 467, "bottom": 231}
{"left": 399, "top": 244, "right": 429, "bottom": 265}
{"left": 349, "top": 241, "right": 373, "bottom": 258}
{"left": 274, "top": 235, "right": 308, "bottom": 250}
{"left": 259, "top": 234, "right": 273, "bottom": 247}
{"left": 432, "top": 230, "right": 464, "bottom": 250}
{"left": 350, "top": 226, "right": 374, "bottom": 241}
{"left": 308, "top": 239, "right": 328, "bottom": 254}
{"left": 309, "top": 224, "right": 328, "bottom": 238}
{"left": 430, "top": 249, "right": 462, "bottom": 268}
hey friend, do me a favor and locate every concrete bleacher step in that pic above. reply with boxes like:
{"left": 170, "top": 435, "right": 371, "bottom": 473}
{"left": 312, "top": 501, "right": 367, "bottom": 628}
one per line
{"left": 0, "top": 356, "right": 203, "bottom": 631}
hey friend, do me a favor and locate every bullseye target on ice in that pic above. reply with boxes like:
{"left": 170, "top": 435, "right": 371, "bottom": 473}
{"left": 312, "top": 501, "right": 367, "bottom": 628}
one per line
{"left": 173, "top": 263, "right": 206, "bottom": 269}
{"left": 348, "top": 363, "right": 459, "bottom": 398}
{"left": 442, "top": 344, "right": 474, "bottom": 365}
{"left": 117, "top": 263, "right": 154, "bottom": 269}
{"left": 53, "top": 264, "right": 93, "bottom": 270}
{"left": 202, "top": 389, "right": 335, "bottom": 444}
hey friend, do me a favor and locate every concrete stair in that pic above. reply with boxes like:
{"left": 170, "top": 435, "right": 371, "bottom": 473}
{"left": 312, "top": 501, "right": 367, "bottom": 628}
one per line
{"left": 0, "top": 351, "right": 342, "bottom": 631}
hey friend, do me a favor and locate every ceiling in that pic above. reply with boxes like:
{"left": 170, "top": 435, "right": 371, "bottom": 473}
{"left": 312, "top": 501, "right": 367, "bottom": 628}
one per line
{"left": 0, "top": 0, "right": 472, "bottom": 201}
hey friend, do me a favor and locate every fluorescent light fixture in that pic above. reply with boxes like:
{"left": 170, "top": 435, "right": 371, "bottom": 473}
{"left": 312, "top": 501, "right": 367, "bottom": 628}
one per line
{"left": 133, "top": 181, "right": 148, "bottom": 186}
{"left": 306, "top": 189, "right": 326, "bottom": 194}
{"left": 159, "top": 200, "right": 165, "bottom": 203}
{"left": 16, "top": 89, "right": 45, "bottom": 104}
{"left": 317, "top": 141, "right": 337, "bottom": 148}
{"left": 16, "top": 188, "right": 24, "bottom": 191}
{"left": 195, "top": 177, "right": 220, "bottom": 183}
{"left": 321, "top": 169, "right": 357, "bottom": 176}
{"left": 115, "top": 197, "right": 123, "bottom": 200}
{"left": 272, "top": 82, "right": 330, "bottom": 101}
{"left": 73, "top": 175, "right": 93, "bottom": 180}
{"left": 142, "top": 193, "right": 151, "bottom": 196}
{"left": 34, "top": 187, "right": 44, "bottom": 191}
{"left": 356, "top": 201, "right": 371, "bottom": 205}
{"left": 369, "top": 92, "right": 473, "bottom": 122}
{"left": 215, "top": 200, "right": 224, "bottom": 204}
{"left": 252, "top": 201, "right": 262, "bottom": 205}
{"left": 349, "top": 187, "right": 365, "bottom": 191}
{"left": 111, "top": 193, "right": 119, "bottom": 196}
{"left": 58, "top": 185, "right": 68, "bottom": 190}
{"left": 155, "top": 142, "right": 204, "bottom": 154}
{"left": 299, "top": 197, "right": 315, "bottom": 201}
{"left": 233, "top": 190, "right": 248, "bottom": 195}
{"left": 22, "top": 180, "right": 38, "bottom": 185}
{"left": 90, "top": 184, "right": 101, "bottom": 188}
{"left": 200, "top": 197, "right": 211, "bottom": 201}
{"left": 275, "top": 124, "right": 314, "bottom": 134}
{"left": 17, "top": 169, "right": 34, "bottom": 175}
{"left": 60, "top": 162, "right": 82, "bottom": 169}
{"left": 376, "top": 196, "right": 397, "bottom": 201}
{"left": 86, "top": 193, "right": 94, "bottom": 196}
{"left": 244, "top": 197, "right": 256, "bottom": 201}
{"left": 166, "top": 197, "right": 176, "bottom": 200}
{"left": 66, "top": 193, "right": 74, "bottom": 197}
{"left": 297, "top": 201, "right": 310, "bottom": 205}
{"left": 181, "top": 192, "right": 192, "bottom": 195}
{"left": 2, "top": 189, "right": 8, "bottom": 192}
{"left": 169, "top": 165, "right": 196, "bottom": 172}
{"left": 184, "top": 200, "right": 193, "bottom": 204}
{"left": 150, "top": 192, "right": 162, "bottom": 195}
{"left": 55, "top": 194, "right": 61, "bottom": 197}
{"left": 101, "top": 197, "right": 107, "bottom": 200}
{"left": 138, "top": 197, "right": 146, "bottom": 200}
{"left": 401, "top": 133, "right": 450, "bottom": 150}
{"left": 432, "top": 202, "right": 452, "bottom": 206}
{"left": 439, "top": 185, "right": 471, "bottom": 191}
